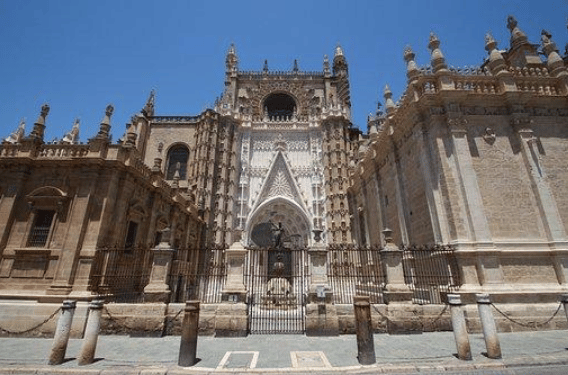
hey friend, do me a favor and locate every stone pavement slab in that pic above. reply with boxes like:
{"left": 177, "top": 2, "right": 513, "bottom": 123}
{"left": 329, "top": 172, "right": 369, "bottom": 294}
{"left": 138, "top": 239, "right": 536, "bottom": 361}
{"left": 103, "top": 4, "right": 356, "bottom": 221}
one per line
{"left": 0, "top": 330, "right": 567, "bottom": 373}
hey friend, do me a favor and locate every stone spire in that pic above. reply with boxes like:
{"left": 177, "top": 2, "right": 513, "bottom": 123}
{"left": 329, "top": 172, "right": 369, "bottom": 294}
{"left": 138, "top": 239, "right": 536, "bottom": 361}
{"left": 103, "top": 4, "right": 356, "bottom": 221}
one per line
{"left": 263, "top": 59, "right": 269, "bottom": 72}
{"left": 541, "top": 30, "right": 567, "bottom": 77}
{"left": 383, "top": 85, "right": 396, "bottom": 114}
{"left": 96, "top": 104, "right": 114, "bottom": 140}
{"left": 293, "top": 59, "right": 299, "bottom": 72}
{"left": 3, "top": 118, "right": 25, "bottom": 144}
{"left": 29, "top": 103, "right": 49, "bottom": 141}
{"left": 142, "top": 89, "right": 155, "bottom": 117}
{"left": 507, "top": 15, "right": 528, "bottom": 49}
{"left": 484, "top": 32, "right": 507, "bottom": 75}
{"left": 225, "top": 43, "right": 238, "bottom": 74}
{"left": 428, "top": 32, "right": 447, "bottom": 73}
{"left": 123, "top": 122, "right": 137, "bottom": 148}
{"left": 323, "top": 55, "right": 331, "bottom": 76}
{"left": 333, "top": 43, "right": 348, "bottom": 77}
{"left": 403, "top": 45, "right": 420, "bottom": 83}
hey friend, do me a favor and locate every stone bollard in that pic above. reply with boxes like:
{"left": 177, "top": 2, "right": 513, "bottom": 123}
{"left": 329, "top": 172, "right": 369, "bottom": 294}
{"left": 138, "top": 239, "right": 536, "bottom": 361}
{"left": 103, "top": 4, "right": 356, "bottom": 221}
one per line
{"left": 476, "top": 293, "right": 502, "bottom": 359}
{"left": 447, "top": 294, "right": 472, "bottom": 361}
{"left": 560, "top": 294, "right": 568, "bottom": 324}
{"left": 178, "top": 300, "right": 200, "bottom": 367}
{"left": 353, "top": 296, "right": 376, "bottom": 365}
{"left": 48, "top": 300, "right": 77, "bottom": 365}
{"left": 78, "top": 300, "right": 104, "bottom": 365}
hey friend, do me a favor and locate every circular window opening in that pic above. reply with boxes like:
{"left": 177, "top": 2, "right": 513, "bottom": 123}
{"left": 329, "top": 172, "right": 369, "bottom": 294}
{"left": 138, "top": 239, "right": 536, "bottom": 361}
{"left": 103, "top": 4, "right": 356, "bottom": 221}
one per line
{"left": 263, "top": 93, "right": 296, "bottom": 118}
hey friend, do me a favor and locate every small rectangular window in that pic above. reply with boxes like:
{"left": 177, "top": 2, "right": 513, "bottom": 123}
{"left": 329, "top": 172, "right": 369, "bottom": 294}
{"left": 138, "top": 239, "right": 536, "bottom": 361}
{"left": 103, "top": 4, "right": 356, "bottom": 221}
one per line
{"left": 27, "top": 210, "right": 55, "bottom": 247}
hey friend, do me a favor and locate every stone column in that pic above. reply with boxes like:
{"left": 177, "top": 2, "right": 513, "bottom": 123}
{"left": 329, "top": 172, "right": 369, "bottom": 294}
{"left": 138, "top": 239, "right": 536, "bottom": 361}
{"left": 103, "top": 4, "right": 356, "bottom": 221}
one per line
{"left": 144, "top": 228, "right": 176, "bottom": 303}
{"left": 380, "top": 229, "right": 412, "bottom": 303}
{"left": 48, "top": 300, "right": 76, "bottom": 365}
{"left": 476, "top": 293, "right": 501, "bottom": 359}
{"left": 216, "top": 241, "right": 248, "bottom": 337}
{"left": 78, "top": 300, "right": 104, "bottom": 365}
{"left": 447, "top": 294, "right": 472, "bottom": 361}
{"left": 306, "top": 237, "right": 339, "bottom": 336}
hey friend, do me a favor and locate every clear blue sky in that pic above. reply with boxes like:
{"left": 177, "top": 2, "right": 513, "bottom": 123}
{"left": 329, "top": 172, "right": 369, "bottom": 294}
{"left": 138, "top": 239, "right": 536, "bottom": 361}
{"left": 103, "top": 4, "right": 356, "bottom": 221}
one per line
{"left": 1, "top": 0, "right": 566, "bottom": 141}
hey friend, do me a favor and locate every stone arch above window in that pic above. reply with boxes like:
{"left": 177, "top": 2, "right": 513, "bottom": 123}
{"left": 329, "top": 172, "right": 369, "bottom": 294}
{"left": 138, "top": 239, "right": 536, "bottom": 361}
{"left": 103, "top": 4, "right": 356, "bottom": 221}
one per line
{"left": 263, "top": 93, "right": 296, "bottom": 118}
{"left": 165, "top": 144, "right": 189, "bottom": 180}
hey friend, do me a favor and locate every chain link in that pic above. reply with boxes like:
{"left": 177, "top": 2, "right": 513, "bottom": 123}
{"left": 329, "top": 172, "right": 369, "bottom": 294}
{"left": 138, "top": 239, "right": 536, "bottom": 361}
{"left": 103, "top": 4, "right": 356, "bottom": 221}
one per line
{"left": 0, "top": 307, "right": 61, "bottom": 335}
{"left": 490, "top": 302, "right": 563, "bottom": 328}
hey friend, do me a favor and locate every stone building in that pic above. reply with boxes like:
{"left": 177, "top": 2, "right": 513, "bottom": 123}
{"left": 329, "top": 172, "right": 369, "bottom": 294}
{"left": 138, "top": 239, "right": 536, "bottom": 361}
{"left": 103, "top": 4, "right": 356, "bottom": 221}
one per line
{"left": 350, "top": 17, "right": 568, "bottom": 306}
{"left": 0, "top": 16, "right": 567, "bottom": 335}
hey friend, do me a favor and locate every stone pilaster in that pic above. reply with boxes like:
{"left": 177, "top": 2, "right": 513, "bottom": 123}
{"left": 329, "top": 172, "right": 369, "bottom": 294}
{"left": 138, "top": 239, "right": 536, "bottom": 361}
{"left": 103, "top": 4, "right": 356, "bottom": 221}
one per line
{"left": 305, "top": 240, "right": 338, "bottom": 336}
{"left": 144, "top": 229, "right": 176, "bottom": 303}
{"left": 380, "top": 229, "right": 412, "bottom": 303}
{"left": 216, "top": 241, "right": 248, "bottom": 337}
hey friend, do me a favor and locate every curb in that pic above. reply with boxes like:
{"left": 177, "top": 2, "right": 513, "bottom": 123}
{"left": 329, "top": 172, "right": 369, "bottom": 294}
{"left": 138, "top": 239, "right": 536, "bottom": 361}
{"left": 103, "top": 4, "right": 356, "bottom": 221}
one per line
{"left": 2, "top": 355, "right": 568, "bottom": 374}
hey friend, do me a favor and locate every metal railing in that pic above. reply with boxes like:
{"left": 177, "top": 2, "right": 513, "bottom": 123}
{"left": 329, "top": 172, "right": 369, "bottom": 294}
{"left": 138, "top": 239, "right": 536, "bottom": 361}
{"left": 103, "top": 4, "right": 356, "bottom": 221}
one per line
{"left": 88, "top": 247, "right": 153, "bottom": 303}
{"left": 401, "top": 244, "right": 460, "bottom": 305}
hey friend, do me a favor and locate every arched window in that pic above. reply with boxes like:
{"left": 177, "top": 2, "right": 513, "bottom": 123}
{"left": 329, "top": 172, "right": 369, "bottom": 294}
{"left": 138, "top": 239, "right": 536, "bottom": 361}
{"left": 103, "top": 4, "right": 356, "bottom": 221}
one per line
{"left": 263, "top": 93, "right": 296, "bottom": 118}
{"left": 166, "top": 145, "right": 189, "bottom": 180}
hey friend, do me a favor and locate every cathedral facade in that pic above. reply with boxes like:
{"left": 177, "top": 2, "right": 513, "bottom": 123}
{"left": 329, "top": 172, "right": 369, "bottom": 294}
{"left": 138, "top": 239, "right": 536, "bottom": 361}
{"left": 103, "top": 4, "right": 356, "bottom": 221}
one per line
{"left": 0, "top": 16, "right": 567, "bottom": 335}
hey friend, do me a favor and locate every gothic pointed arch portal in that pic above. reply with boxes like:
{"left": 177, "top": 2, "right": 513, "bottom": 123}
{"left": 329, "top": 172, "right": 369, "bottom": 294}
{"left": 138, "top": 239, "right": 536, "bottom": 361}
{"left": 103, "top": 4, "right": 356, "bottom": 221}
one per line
{"left": 246, "top": 197, "right": 311, "bottom": 249}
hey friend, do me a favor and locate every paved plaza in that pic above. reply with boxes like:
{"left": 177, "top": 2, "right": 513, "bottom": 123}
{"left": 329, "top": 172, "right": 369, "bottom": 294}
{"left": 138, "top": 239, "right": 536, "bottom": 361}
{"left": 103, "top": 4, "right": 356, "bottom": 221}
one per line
{"left": 1, "top": 330, "right": 568, "bottom": 374}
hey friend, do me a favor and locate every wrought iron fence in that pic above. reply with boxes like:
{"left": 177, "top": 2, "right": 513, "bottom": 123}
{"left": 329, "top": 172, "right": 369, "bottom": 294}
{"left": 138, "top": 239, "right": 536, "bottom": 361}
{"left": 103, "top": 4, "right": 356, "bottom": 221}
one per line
{"left": 327, "top": 245, "right": 386, "bottom": 304}
{"left": 401, "top": 244, "right": 460, "bottom": 304}
{"left": 169, "top": 246, "right": 226, "bottom": 303}
{"left": 245, "top": 247, "right": 308, "bottom": 334}
{"left": 88, "top": 247, "right": 153, "bottom": 303}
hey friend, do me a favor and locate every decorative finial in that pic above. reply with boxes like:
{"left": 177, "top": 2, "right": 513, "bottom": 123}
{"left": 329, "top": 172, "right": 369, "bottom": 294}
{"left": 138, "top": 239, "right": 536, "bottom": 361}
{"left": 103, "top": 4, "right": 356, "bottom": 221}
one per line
{"left": 540, "top": 30, "right": 566, "bottom": 77}
{"left": 403, "top": 45, "right": 420, "bottom": 82}
{"left": 334, "top": 44, "right": 344, "bottom": 57}
{"left": 142, "top": 89, "right": 155, "bottom": 117}
{"left": 485, "top": 31, "right": 506, "bottom": 75}
{"left": 293, "top": 59, "right": 299, "bottom": 72}
{"left": 323, "top": 54, "right": 330, "bottom": 75}
{"left": 263, "top": 59, "right": 268, "bottom": 72}
{"left": 507, "top": 15, "right": 528, "bottom": 48}
{"left": 428, "top": 32, "right": 447, "bottom": 73}
{"left": 40, "top": 104, "right": 50, "bottom": 118}
{"left": 227, "top": 43, "right": 236, "bottom": 55}
{"left": 383, "top": 84, "right": 396, "bottom": 113}
{"left": 506, "top": 15, "right": 517, "bottom": 31}
{"left": 403, "top": 45, "right": 415, "bottom": 62}
{"left": 124, "top": 122, "right": 137, "bottom": 147}
{"left": 29, "top": 103, "right": 50, "bottom": 141}
{"left": 105, "top": 104, "right": 114, "bottom": 117}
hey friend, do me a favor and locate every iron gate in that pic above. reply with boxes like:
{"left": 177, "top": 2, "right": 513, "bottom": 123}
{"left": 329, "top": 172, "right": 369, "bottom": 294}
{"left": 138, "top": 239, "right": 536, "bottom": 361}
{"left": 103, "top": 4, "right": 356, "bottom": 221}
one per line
{"left": 246, "top": 247, "right": 308, "bottom": 334}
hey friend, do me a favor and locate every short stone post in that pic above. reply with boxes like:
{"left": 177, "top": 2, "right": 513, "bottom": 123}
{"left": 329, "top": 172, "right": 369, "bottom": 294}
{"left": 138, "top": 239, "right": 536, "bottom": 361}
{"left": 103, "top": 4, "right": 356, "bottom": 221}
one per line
{"left": 48, "top": 300, "right": 77, "bottom": 365}
{"left": 178, "top": 300, "right": 200, "bottom": 367}
{"left": 560, "top": 294, "right": 568, "bottom": 323}
{"left": 476, "top": 293, "right": 501, "bottom": 359}
{"left": 447, "top": 294, "right": 472, "bottom": 361}
{"left": 353, "top": 295, "right": 376, "bottom": 365}
{"left": 78, "top": 300, "right": 104, "bottom": 365}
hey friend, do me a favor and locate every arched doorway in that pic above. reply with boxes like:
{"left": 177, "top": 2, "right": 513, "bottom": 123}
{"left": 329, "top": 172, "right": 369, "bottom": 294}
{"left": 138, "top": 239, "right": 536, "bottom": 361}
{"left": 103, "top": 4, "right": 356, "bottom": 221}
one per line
{"left": 245, "top": 198, "right": 311, "bottom": 333}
